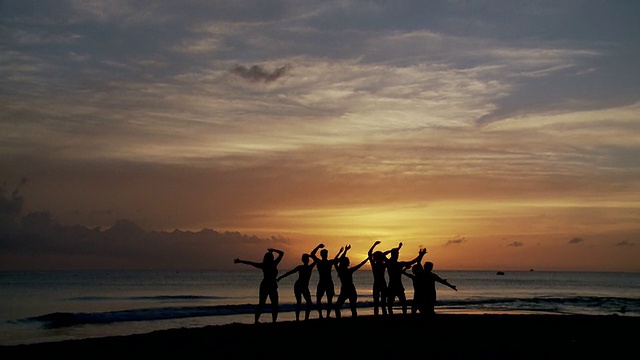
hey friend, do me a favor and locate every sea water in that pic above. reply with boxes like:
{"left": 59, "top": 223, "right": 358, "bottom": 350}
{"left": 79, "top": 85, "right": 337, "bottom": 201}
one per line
{"left": 1, "top": 269, "right": 639, "bottom": 346}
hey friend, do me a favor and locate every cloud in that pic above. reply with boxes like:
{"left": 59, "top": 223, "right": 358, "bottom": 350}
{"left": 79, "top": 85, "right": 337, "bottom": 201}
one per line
{"left": 508, "top": 241, "right": 524, "bottom": 247}
{"left": 1, "top": 1, "right": 640, "bottom": 272}
{"left": 444, "top": 236, "right": 466, "bottom": 246}
{"left": 230, "top": 64, "right": 290, "bottom": 83}
{"left": 616, "top": 240, "right": 635, "bottom": 247}
{"left": 0, "top": 186, "right": 294, "bottom": 270}
{"left": 568, "top": 237, "right": 584, "bottom": 244}
{"left": 1, "top": 211, "right": 289, "bottom": 271}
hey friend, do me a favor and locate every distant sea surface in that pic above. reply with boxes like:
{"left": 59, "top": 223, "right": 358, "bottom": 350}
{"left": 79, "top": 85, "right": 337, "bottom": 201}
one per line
{"left": 1, "top": 269, "right": 639, "bottom": 346}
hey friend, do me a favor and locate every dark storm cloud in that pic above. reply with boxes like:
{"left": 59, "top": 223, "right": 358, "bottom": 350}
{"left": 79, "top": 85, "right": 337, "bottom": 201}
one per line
{"left": 508, "top": 241, "right": 524, "bottom": 247}
{"left": 230, "top": 64, "right": 290, "bottom": 83}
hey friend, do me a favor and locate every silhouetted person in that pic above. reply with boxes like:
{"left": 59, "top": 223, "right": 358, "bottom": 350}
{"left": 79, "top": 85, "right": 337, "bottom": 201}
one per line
{"left": 402, "top": 263, "right": 428, "bottom": 315}
{"left": 277, "top": 252, "right": 316, "bottom": 321}
{"left": 368, "top": 240, "right": 394, "bottom": 315}
{"left": 333, "top": 244, "right": 370, "bottom": 318}
{"left": 422, "top": 261, "right": 457, "bottom": 316}
{"left": 234, "top": 248, "right": 284, "bottom": 323}
{"left": 310, "top": 243, "right": 341, "bottom": 318}
{"left": 386, "top": 244, "right": 426, "bottom": 315}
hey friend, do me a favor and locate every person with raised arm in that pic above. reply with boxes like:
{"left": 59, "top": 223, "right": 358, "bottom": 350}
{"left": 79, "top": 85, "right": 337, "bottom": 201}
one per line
{"left": 402, "top": 262, "right": 428, "bottom": 315}
{"left": 368, "top": 240, "right": 394, "bottom": 316}
{"left": 333, "top": 244, "right": 370, "bottom": 318}
{"left": 310, "top": 243, "right": 342, "bottom": 319}
{"left": 386, "top": 244, "right": 426, "bottom": 315}
{"left": 277, "top": 252, "right": 316, "bottom": 321}
{"left": 234, "top": 248, "right": 284, "bottom": 324}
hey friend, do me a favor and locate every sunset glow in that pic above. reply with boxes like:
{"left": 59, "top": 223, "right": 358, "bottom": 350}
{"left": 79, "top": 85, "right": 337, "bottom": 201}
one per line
{"left": 1, "top": 1, "right": 639, "bottom": 272}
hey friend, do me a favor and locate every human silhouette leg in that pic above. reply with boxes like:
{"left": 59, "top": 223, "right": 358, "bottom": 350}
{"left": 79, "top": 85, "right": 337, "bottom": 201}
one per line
{"left": 294, "top": 292, "right": 302, "bottom": 321}
{"left": 398, "top": 292, "right": 408, "bottom": 315}
{"left": 333, "top": 304, "right": 341, "bottom": 319}
{"left": 255, "top": 290, "right": 268, "bottom": 324}
{"left": 387, "top": 292, "right": 396, "bottom": 315}
{"left": 270, "top": 291, "right": 279, "bottom": 323}
{"left": 380, "top": 289, "right": 388, "bottom": 315}
{"left": 303, "top": 291, "right": 313, "bottom": 320}
{"left": 316, "top": 290, "right": 325, "bottom": 319}
{"left": 326, "top": 294, "right": 334, "bottom": 318}
{"left": 349, "top": 294, "right": 358, "bottom": 317}
{"left": 373, "top": 288, "right": 381, "bottom": 315}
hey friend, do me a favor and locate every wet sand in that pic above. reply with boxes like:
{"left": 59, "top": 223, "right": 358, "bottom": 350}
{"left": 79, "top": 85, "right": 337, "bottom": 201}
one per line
{"left": 1, "top": 313, "right": 637, "bottom": 358}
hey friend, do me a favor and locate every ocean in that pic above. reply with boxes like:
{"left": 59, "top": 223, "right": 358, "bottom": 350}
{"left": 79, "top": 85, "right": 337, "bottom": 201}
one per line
{"left": 1, "top": 269, "right": 639, "bottom": 346}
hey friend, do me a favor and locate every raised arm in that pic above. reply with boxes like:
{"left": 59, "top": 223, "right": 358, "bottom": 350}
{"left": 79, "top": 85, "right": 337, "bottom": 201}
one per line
{"left": 351, "top": 256, "right": 370, "bottom": 272}
{"left": 368, "top": 240, "right": 380, "bottom": 258}
{"left": 370, "top": 241, "right": 395, "bottom": 258}
{"left": 269, "top": 248, "right": 284, "bottom": 264}
{"left": 402, "top": 248, "right": 427, "bottom": 267}
{"left": 310, "top": 243, "right": 323, "bottom": 261}
{"left": 342, "top": 244, "right": 351, "bottom": 259}
{"left": 307, "top": 254, "right": 317, "bottom": 269}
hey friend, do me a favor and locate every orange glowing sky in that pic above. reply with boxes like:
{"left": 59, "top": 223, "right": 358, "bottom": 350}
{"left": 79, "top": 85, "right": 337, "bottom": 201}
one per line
{"left": 1, "top": 1, "right": 639, "bottom": 272}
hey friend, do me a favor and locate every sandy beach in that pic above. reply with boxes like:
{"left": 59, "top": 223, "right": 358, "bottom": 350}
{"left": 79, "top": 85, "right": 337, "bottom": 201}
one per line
{"left": 1, "top": 313, "right": 636, "bottom": 358}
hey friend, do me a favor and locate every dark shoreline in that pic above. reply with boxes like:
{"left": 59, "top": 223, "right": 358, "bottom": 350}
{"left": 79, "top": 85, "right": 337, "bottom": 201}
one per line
{"left": 2, "top": 313, "right": 637, "bottom": 358}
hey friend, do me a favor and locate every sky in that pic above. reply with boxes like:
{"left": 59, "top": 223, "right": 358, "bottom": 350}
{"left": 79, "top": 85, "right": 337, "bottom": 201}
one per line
{"left": 1, "top": 1, "right": 639, "bottom": 272}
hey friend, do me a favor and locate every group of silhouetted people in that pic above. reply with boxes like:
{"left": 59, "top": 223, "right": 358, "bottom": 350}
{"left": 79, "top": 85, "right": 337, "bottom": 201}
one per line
{"left": 233, "top": 241, "right": 457, "bottom": 323}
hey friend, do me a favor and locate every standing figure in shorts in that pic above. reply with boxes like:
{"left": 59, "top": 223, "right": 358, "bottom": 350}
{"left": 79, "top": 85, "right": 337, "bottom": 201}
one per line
{"left": 234, "top": 248, "right": 284, "bottom": 323}
{"left": 333, "top": 244, "right": 370, "bottom": 318}
{"left": 310, "top": 243, "right": 342, "bottom": 319}
{"left": 277, "top": 252, "right": 316, "bottom": 321}
{"left": 368, "top": 240, "right": 395, "bottom": 315}
{"left": 386, "top": 244, "right": 426, "bottom": 315}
